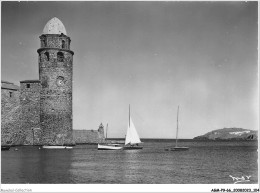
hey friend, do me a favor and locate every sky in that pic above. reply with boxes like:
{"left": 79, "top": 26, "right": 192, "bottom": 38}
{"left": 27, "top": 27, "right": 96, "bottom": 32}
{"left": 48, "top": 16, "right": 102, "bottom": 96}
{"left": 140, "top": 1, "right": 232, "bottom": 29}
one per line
{"left": 1, "top": 1, "right": 258, "bottom": 139}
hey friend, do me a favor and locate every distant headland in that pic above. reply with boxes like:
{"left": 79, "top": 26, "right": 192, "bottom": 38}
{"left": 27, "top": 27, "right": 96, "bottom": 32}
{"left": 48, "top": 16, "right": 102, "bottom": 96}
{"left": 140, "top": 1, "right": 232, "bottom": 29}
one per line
{"left": 193, "top": 128, "right": 258, "bottom": 141}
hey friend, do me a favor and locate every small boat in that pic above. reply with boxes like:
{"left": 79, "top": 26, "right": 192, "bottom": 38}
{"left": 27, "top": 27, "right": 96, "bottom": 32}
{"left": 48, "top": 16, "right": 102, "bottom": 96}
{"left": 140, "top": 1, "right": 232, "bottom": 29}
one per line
{"left": 42, "top": 146, "right": 73, "bottom": 149}
{"left": 165, "top": 106, "right": 189, "bottom": 151}
{"left": 98, "top": 123, "right": 123, "bottom": 150}
{"left": 1, "top": 146, "right": 11, "bottom": 151}
{"left": 98, "top": 144, "right": 123, "bottom": 150}
{"left": 124, "top": 105, "right": 143, "bottom": 150}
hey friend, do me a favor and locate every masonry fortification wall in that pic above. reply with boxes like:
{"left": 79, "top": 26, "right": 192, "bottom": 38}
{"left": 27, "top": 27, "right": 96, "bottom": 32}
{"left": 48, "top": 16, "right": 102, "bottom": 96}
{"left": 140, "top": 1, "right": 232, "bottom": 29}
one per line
{"left": 73, "top": 124, "right": 105, "bottom": 144}
{"left": 1, "top": 81, "right": 105, "bottom": 145}
{"left": 1, "top": 81, "right": 21, "bottom": 145}
{"left": 1, "top": 81, "right": 20, "bottom": 115}
{"left": 73, "top": 130, "right": 105, "bottom": 144}
{"left": 19, "top": 80, "right": 41, "bottom": 145}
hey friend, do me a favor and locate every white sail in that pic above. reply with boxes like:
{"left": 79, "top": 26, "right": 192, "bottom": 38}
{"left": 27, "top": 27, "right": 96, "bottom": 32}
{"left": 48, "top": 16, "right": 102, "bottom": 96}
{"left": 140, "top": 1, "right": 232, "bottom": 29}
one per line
{"left": 125, "top": 117, "right": 142, "bottom": 145}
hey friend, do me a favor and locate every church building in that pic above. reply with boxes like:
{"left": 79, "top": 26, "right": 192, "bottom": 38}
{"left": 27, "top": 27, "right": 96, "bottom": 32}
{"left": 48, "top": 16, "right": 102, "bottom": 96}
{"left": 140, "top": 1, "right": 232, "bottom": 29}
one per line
{"left": 1, "top": 18, "right": 105, "bottom": 146}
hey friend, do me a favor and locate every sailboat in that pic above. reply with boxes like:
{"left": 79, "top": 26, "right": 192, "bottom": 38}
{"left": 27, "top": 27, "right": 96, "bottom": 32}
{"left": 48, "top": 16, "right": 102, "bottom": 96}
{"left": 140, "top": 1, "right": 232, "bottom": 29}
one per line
{"left": 165, "top": 106, "right": 189, "bottom": 151}
{"left": 98, "top": 123, "right": 123, "bottom": 150}
{"left": 123, "top": 105, "right": 143, "bottom": 150}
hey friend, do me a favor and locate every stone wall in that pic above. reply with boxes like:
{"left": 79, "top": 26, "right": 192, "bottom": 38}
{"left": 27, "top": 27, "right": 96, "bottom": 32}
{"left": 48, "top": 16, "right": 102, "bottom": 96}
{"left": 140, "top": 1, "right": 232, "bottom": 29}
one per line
{"left": 1, "top": 80, "right": 106, "bottom": 146}
{"left": 73, "top": 124, "right": 105, "bottom": 144}
{"left": 19, "top": 80, "right": 41, "bottom": 145}
{"left": 1, "top": 81, "right": 20, "bottom": 115}
{"left": 33, "top": 128, "right": 42, "bottom": 145}
{"left": 1, "top": 81, "right": 21, "bottom": 145}
{"left": 1, "top": 106, "right": 23, "bottom": 145}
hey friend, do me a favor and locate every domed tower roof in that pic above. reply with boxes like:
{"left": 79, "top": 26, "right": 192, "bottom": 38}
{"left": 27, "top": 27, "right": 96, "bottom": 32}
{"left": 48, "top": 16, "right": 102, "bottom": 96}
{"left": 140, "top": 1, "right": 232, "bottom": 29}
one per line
{"left": 42, "top": 17, "right": 67, "bottom": 35}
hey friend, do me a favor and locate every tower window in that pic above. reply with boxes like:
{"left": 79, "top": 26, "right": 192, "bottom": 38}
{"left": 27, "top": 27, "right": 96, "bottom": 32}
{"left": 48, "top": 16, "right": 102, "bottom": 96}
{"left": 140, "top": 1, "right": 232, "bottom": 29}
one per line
{"left": 42, "top": 76, "right": 49, "bottom": 88}
{"left": 44, "top": 52, "right": 49, "bottom": 61}
{"left": 43, "top": 39, "right": 47, "bottom": 47}
{"left": 26, "top": 84, "right": 30, "bottom": 88}
{"left": 57, "top": 52, "right": 64, "bottom": 62}
{"left": 9, "top": 92, "right": 13, "bottom": 98}
{"left": 62, "top": 40, "right": 66, "bottom": 49}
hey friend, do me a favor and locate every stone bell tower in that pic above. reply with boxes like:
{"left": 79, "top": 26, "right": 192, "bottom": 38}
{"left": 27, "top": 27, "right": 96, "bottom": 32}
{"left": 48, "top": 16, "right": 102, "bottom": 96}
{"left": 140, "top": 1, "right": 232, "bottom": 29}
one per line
{"left": 37, "top": 17, "right": 74, "bottom": 145}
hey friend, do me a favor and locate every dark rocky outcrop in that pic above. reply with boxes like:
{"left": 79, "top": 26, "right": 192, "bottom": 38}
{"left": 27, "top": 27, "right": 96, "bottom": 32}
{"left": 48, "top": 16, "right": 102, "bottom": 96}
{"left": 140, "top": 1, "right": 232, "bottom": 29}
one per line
{"left": 194, "top": 128, "right": 258, "bottom": 141}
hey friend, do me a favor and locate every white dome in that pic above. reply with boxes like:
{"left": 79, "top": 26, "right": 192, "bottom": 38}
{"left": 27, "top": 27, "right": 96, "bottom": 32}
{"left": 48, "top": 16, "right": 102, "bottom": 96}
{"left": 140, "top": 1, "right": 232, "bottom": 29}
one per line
{"left": 42, "top": 17, "right": 67, "bottom": 35}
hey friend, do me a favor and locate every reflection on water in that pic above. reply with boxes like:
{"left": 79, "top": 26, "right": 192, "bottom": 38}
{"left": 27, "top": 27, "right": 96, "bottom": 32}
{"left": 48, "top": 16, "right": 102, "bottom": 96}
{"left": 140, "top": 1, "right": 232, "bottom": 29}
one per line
{"left": 1, "top": 141, "right": 258, "bottom": 184}
{"left": 1, "top": 146, "right": 73, "bottom": 184}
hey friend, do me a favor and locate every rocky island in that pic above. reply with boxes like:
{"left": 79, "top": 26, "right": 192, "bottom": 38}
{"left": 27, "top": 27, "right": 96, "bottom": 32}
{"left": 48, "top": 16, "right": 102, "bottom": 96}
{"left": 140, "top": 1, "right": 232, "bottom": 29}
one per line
{"left": 194, "top": 128, "right": 258, "bottom": 141}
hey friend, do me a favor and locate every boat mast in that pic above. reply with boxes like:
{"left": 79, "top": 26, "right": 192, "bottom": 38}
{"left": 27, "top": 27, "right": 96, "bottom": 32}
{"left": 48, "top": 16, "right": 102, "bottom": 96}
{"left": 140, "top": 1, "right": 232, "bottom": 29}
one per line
{"left": 129, "top": 104, "right": 131, "bottom": 127}
{"left": 175, "top": 106, "right": 179, "bottom": 147}
{"left": 106, "top": 123, "right": 108, "bottom": 139}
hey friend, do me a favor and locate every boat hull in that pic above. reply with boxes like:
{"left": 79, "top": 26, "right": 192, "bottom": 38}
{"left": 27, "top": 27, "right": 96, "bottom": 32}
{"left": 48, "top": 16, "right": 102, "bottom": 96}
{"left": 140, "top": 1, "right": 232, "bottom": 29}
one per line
{"left": 42, "top": 146, "right": 73, "bottom": 149}
{"left": 98, "top": 144, "right": 123, "bottom": 150}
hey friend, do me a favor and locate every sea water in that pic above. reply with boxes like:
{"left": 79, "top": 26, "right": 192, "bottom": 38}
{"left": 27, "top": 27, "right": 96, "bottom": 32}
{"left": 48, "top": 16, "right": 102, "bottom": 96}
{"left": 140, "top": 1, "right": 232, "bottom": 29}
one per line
{"left": 1, "top": 140, "right": 258, "bottom": 184}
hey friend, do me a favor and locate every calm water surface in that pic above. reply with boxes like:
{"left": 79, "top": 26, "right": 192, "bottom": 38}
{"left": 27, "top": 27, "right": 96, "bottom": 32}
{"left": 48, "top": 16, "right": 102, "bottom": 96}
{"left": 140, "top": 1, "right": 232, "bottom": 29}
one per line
{"left": 1, "top": 140, "right": 258, "bottom": 184}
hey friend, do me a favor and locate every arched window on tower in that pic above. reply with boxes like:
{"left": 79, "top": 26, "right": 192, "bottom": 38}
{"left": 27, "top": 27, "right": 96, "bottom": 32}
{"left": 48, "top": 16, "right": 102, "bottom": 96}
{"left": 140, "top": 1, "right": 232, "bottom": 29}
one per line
{"left": 57, "top": 52, "right": 64, "bottom": 62}
{"left": 44, "top": 52, "right": 49, "bottom": 61}
{"left": 43, "top": 39, "right": 47, "bottom": 47}
{"left": 62, "top": 40, "right": 66, "bottom": 49}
